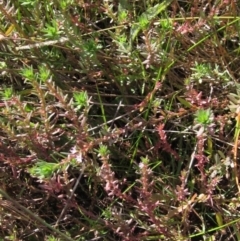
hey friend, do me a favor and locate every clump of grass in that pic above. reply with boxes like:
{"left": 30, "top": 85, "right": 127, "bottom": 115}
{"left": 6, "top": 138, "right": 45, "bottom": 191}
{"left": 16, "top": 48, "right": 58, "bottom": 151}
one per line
{"left": 1, "top": 0, "right": 240, "bottom": 240}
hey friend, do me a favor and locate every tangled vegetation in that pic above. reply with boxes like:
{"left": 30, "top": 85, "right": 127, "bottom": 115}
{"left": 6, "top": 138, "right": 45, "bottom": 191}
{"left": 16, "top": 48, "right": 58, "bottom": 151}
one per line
{"left": 0, "top": 0, "right": 240, "bottom": 240}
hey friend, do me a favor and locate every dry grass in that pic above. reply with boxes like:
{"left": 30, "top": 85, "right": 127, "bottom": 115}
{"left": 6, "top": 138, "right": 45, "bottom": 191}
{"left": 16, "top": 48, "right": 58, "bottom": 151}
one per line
{"left": 0, "top": 0, "right": 240, "bottom": 240}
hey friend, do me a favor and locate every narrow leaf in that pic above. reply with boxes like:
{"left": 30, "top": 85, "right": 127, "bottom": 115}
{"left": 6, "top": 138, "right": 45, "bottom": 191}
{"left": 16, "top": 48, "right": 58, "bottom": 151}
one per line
{"left": 130, "top": 1, "right": 173, "bottom": 42}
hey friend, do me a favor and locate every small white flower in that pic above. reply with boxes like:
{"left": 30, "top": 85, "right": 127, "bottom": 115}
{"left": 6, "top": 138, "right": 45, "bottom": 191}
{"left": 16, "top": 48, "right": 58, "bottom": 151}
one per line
{"left": 70, "top": 145, "right": 77, "bottom": 154}
{"left": 76, "top": 151, "right": 83, "bottom": 163}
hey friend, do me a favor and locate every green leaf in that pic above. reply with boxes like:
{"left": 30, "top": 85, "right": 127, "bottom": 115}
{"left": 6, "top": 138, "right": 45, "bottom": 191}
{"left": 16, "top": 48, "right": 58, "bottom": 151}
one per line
{"left": 73, "top": 91, "right": 88, "bottom": 110}
{"left": 38, "top": 65, "right": 51, "bottom": 82}
{"left": 97, "top": 145, "right": 110, "bottom": 158}
{"left": 194, "top": 108, "right": 213, "bottom": 126}
{"left": 130, "top": 1, "right": 173, "bottom": 42}
{"left": 28, "top": 161, "right": 59, "bottom": 179}
{"left": 216, "top": 212, "right": 224, "bottom": 226}
{"left": 176, "top": 96, "right": 192, "bottom": 108}
{"left": 20, "top": 66, "right": 36, "bottom": 82}
{"left": 0, "top": 86, "right": 13, "bottom": 100}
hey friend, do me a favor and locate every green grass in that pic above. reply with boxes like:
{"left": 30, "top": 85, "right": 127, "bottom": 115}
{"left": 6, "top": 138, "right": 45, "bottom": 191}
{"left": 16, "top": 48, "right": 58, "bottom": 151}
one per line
{"left": 0, "top": 0, "right": 240, "bottom": 240}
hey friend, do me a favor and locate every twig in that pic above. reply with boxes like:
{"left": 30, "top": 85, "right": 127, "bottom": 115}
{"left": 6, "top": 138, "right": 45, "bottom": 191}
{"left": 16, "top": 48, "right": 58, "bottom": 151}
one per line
{"left": 54, "top": 165, "right": 86, "bottom": 227}
{"left": 184, "top": 143, "right": 197, "bottom": 186}
{"left": 0, "top": 188, "right": 74, "bottom": 241}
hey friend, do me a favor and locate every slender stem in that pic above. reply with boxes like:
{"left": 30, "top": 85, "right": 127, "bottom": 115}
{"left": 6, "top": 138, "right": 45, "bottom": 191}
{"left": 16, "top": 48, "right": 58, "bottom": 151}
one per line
{"left": 0, "top": 189, "right": 74, "bottom": 241}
